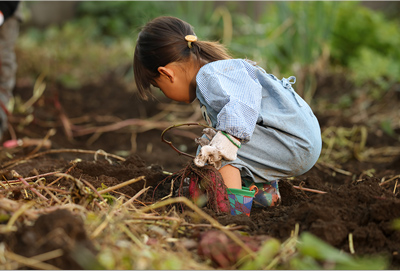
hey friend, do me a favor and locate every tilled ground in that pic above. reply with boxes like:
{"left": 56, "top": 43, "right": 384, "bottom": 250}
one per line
{"left": 1, "top": 75, "right": 399, "bottom": 269}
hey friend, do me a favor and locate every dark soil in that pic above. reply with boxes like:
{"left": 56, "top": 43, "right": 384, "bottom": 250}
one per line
{"left": 1, "top": 73, "right": 400, "bottom": 269}
{"left": 4, "top": 209, "right": 97, "bottom": 269}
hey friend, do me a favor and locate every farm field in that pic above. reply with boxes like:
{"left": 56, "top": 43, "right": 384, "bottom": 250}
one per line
{"left": 0, "top": 71, "right": 399, "bottom": 269}
{"left": 1, "top": 1, "right": 400, "bottom": 269}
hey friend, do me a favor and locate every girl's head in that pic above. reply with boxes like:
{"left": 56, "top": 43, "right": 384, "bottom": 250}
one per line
{"left": 133, "top": 16, "right": 232, "bottom": 100}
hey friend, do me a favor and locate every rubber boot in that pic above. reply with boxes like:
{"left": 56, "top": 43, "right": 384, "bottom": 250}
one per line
{"left": 243, "top": 179, "right": 281, "bottom": 208}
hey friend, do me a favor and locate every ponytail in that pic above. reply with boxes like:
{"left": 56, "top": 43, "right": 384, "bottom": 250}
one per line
{"left": 191, "top": 40, "right": 232, "bottom": 63}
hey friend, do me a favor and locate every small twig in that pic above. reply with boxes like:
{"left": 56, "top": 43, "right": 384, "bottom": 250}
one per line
{"left": 161, "top": 178, "right": 175, "bottom": 201}
{"left": 28, "top": 128, "right": 56, "bottom": 156}
{"left": 349, "top": 233, "right": 355, "bottom": 254}
{"left": 4, "top": 249, "right": 60, "bottom": 270}
{"left": 161, "top": 122, "right": 212, "bottom": 159}
{"left": 5, "top": 201, "right": 36, "bottom": 232}
{"left": 72, "top": 118, "right": 174, "bottom": 136}
{"left": 356, "top": 169, "right": 375, "bottom": 182}
{"left": 6, "top": 119, "right": 17, "bottom": 141}
{"left": 1, "top": 171, "right": 61, "bottom": 184}
{"left": 20, "top": 72, "right": 47, "bottom": 113}
{"left": 0, "top": 184, "right": 70, "bottom": 196}
{"left": 30, "top": 249, "right": 64, "bottom": 264}
{"left": 1, "top": 176, "right": 12, "bottom": 189}
{"left": 1, "top": 148, "right": 125, "bottom": 169}
{"left": 122, "top": 186, "right": 151, "bottom": 207}
{"left": 94, "top": 149, "right": 114, "bottom": 164}
{"left": 379, "top": 174, "right": 400, "bottom": 186}
{"left": 86, "top": 132, "right": 102, "bottom": 146}
{"left": 130, "top": 132, "right": 137, "bottom": 153}
{"left": 53, "top": 92, "right": 74, "bottom": 142}
{"left": 48, "top": 163, "right": 77, "bottom": 186}
{"left": 292, "top": 185, "right": 327, "bottom": 194}
{"left": 11, "top": 171, "right": 48, "bottom": 201}
{"left": 0, "top": 180, "right": 7, "bottom": 189}
{"left": 3, "top": 137, "right": 52, "bottom": 149}
{"left": 98, "top": 176, "right": 146, "bottom": 195}
{"left": 34, "top": 185, "right": 70, "bottom": 194}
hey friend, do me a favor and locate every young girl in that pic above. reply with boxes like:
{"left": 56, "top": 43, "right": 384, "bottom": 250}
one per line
{"left": 133, "top": 16, "right": 322, "bottom": 209}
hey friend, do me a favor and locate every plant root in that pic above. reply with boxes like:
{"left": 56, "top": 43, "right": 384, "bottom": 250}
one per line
{"left": 154, "top": 162, "right": 228, "bottom": 214}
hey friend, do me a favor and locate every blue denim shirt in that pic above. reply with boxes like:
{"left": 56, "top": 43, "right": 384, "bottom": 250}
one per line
{"left": 196, "top": 59, "right": 315, "bottom": 143}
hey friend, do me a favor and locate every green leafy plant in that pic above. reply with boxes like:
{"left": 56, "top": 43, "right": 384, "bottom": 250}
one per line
{"left": 18, "top": 1, "right": 400, "bottom": 102}
{"left": 16, "top": 19, "right": 133, "bottom": 87}
{"left": 223, "top": 2, "right": 339, "bottom": 103}
{"left": 331, "top": 1, "right": 400, "bottom": 91}
{"left": 291, "top": 232, "right": 388, "bottom": 270}
{"left": 238, "top": 228, "right": 388, "bottom": 270}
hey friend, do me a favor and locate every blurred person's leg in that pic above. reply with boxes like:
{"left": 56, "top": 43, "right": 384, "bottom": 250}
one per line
{"left": 0, "top": 4, "right": 22, "bottom": 139}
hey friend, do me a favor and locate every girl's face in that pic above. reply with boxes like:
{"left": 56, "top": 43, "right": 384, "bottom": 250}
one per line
{"left": 153, "top": 62, "right": 198, "bottom": 104}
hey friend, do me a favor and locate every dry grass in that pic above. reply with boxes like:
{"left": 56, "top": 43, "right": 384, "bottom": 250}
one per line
{"left": 0, "top": 156, "right": 261, "bottom": 269}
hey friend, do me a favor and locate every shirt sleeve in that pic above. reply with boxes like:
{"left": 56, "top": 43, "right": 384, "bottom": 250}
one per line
{"left": 196, "top": 60, "right": 262, "bottom": 142}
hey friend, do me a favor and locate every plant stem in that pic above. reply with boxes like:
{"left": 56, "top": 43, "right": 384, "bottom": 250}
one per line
{"left": 161, "top": 122, "right": 212, "bottom": 159}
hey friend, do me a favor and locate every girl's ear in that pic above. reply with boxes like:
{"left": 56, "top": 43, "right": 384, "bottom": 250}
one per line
{"left": 157, "top": 66, "right": 175, "bottom": 83}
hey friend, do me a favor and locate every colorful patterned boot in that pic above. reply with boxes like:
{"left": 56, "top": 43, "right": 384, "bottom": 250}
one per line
{"left": 243, "top": 179, "right": 281, "bottom": 208}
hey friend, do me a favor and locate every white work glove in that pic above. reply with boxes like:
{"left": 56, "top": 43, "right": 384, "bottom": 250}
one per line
{"left": 194, "top": 129, "right": 241, "bottom": 170}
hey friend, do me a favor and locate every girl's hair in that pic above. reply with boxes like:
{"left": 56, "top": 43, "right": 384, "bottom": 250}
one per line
{"left": 133, "top": 16, "right": 232, "bottom": 100}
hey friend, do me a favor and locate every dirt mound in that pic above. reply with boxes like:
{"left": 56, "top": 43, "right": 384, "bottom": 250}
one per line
{"left": 2, "top": 209, "right": 96, "bottom": 269}
{"left": 67, "top": 155, "right": 166, "bottom": 199}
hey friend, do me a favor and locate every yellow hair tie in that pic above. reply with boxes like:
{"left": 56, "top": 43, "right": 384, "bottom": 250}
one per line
{"left": 185, "top": 35, "right": 197, "bottom": 49}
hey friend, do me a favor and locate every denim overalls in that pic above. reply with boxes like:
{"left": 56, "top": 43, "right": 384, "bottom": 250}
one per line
{"left": 196, "top": 59, "right": 322, "bottom": 184}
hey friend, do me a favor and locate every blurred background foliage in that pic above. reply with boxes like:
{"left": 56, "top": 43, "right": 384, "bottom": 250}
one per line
{"left": 16, "top": 1, "right": 400, "bottom": 103}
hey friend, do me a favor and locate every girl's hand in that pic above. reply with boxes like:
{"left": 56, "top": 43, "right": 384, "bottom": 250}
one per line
{"left": 194, "top": 131, "right": 241, "bottom": 169}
